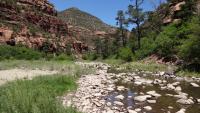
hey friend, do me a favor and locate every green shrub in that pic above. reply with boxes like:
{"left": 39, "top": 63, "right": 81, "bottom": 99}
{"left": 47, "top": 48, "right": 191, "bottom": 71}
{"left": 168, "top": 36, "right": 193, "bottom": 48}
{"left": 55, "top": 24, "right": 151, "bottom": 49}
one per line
{"left": 178, "top": 16, "right": 200, "bottom": 71}
{"left": 0, "top": 45, "right": 43, "bottom": 60}
{"left": 54, "top": 54, "right": 74, "bottom": 61}
{"left": 82, "top": 52, "right": 98, "bottom": 61}
{"left": 118, "top": 47, "right": 133, "bottom": 62}
{"left": 134, "top": 37, "right": 156, "bottom": 59}
{"left": 154, "top": 23, "right": 179, "bottom": 57}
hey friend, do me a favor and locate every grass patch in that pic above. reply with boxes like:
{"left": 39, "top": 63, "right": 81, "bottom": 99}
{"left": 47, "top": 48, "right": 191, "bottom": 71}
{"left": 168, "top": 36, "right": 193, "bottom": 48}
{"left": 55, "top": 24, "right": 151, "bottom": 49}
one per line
{"left": 0, "top": 60, "right": 95, "bottom": 77}
{"left": 105, "top": 59, "right": 176, "bottom": 73}
{"left": 102, "top": 59, "right": 124, "bottom": 65}
{"left": 125, "top": 61, "right": 171, "bottom": 72}
{"left": 0, "top": 75, "right": 79, "bottom": 113}
{"left": 176, "top": 70, "right": 200, "bottom": 77}
{"left": 105, "top": 59, "right": 200, "bottom": 77}
{"left": 0, "top": 60, "right": 74, "bottom": 70}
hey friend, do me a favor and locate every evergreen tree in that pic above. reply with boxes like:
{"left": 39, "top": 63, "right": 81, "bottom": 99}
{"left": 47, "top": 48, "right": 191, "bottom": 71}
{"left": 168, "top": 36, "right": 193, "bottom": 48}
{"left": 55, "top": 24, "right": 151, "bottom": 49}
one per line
{"left": 116, "top": 10, "right": 127, "bottom": 47}
{"left": 126, "top": 0, "right": 145, "bottom": 49}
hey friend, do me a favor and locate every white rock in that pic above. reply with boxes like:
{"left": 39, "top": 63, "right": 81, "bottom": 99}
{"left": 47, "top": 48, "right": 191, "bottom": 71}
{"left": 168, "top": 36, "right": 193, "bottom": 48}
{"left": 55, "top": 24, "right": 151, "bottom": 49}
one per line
{"left": 114, "top": 101, "right": 124, "bottom": 106}
{"left": 147, "top": 100, "right": 156, "bottom": 104}
{"left": 159, "top": 71, "right": 165, "bottom": 76}
{"left": 134, "top": 78, "right": 153, "bottom": 85}
{"left": 197, "top": 99, "right": 200, "bottom": 103}
{"left": 134, "top": 76, "right": 140, "bottom": 79}
{"left": 107, "top": 102, "right": 112, "bottom": 106}
{"left": 134, "top": 81, "right": 142, "bottom": 85}
{"left": 174, "top": 92, "right": 188, "bottom": 99}
{"left": 167, "top": 84, "right": 175, "bottom": 90}
{"left": 115, "top": 95, "right": 124, "bottom": 100}
{"left": 147, "top": 91, "right": 161, "bottom": 98}
{"left": 117, "top": 86, "right": 125, "bottom": 91}
{"left": 128, "top": 110, "right": 137, "bottom": 113}
{"left": 134, "top": 95, "right": 151, "bottom": 102}
{"left": 107, "top": 87, "right": 114, "bottom": 91}
{"left": 161, "top": 86, "right": 167, "bottom": 90}
{"left": 128, "top": 95, "right": 132, "bottom": 99}
{"left": 107, "top": 110, "right": 114, "bottom": 113}
{"left": 144, "top": 106, "right": 152, "bottom": 111}
{"left": 94, "top": 93, "right": 102, "bottom": 97}
{"left": 177, "top": 99, "right": 194, "bottom": 105}
{"left": 154, "top": 79, "right": 162, "bottom": 84}
{"left": 172, "top": 82, "right": 180, "bottom": 86}
{"left": 174, "top": 94, "right": 187, "bottom": 99}
{"left": 135, "top": 108, "right": 141, "bottom": 112}
{"left": 176, "top": 108, "right": 186, "bottom": 113}
{"left": 168, "top": 106, "right": 173, "bottom": 109}
{"left": 163, "top": 80, "right": 167, "bottom": 83}
{"left": 175, "top": 86, "right": 182, "bottom": 92}
{"left": 93, "top": 101, "right": 101, "bottom": 107}
{"left": 190, "top": 83, "right": 199, "bottom": 87}
{"left": 166, "top": 94, "right": 174, "bottom": 97}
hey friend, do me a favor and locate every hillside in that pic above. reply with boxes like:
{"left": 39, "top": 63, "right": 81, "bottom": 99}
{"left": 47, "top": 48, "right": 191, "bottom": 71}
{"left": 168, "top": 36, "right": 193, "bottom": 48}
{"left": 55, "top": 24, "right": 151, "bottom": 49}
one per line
{"left": 0, "top": 1, "right": 118, "bottom": 54}
{"left": 58, "top": 7, "right": 115, "bottom": 32}
{"left": 58, "top": 7, "right": 117, "bottom": 51}
{"left": 0, "top": 0, "right": 71, "bottom": 53}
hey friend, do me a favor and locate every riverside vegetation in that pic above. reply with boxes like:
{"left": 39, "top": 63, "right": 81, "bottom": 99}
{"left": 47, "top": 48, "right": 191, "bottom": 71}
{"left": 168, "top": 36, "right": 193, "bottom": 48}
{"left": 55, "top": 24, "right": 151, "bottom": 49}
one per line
{"left": 0, "top": 50, "right": 94, "bottom": 113}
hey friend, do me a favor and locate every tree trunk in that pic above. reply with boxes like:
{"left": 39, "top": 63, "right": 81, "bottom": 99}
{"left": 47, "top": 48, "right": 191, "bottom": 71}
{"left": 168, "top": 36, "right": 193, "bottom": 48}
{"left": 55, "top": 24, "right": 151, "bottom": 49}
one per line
{"left": 136, "top": 0, "right": 141, "bottom": 49}
{"left": 136, "top": 23, "right": 141, "bottom": 49}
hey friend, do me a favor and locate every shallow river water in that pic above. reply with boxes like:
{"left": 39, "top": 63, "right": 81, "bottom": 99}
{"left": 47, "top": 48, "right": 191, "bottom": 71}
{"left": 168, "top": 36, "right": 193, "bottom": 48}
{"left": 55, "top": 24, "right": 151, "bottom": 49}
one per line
{"left": 106, "top": 70, "right": 200, "bottom": 113}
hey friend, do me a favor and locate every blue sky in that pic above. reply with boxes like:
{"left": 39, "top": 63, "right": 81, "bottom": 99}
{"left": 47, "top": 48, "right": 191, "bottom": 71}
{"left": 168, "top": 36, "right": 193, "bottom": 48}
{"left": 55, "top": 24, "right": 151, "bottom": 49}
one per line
{"left": 49, "top": 0, "right": 164, "bottom": 28}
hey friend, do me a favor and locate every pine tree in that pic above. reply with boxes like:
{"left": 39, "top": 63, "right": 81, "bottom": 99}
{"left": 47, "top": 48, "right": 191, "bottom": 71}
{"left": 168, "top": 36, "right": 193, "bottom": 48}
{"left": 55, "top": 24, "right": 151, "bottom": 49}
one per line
{"left": 126, "top": 0, "right": 145, "bottom": 49}
{"left": 116, "top": 10, "right": 127, "bottom": 47}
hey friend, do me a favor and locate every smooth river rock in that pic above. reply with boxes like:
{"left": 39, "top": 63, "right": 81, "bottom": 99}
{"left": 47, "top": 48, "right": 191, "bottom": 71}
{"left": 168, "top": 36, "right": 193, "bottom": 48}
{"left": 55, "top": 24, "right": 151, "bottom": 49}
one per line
{"left": 176, "top": 108, "right": 186, "bottom": 113}
{"left": 114, "top": 101, "right": 124, "bottom": 106}
{"left": 147, "top": 91, "right": 161, "bottom": 98}
{"left": 134, "top": 95, "right": 151, "bottom": 102}
{"left": 190, "top": 83, "right": 199, "bottom": 87}
{"left": 177, "top": 99, "right": 194, "bottom": 105}
{"left": 117, "top": 86, "right": 125, "bottom": 91}
{"left": 115, "top": 95, "right": 125, "bottom": 100}
{"left": 147, "top": 100, "right": 156, "bottom": 104}
{"left": 128, "top": 109, "right": 137, "bottom": 113}
{"left": 144, "top": 106, "right": 152, "bottom": 111}
{"left": 175, "top": 86, "right": 182, "bottom": 92}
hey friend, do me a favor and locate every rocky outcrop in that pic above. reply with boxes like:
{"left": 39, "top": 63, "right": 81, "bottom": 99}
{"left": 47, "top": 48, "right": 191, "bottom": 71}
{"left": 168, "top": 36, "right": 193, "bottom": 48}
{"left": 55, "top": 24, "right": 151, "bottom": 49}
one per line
{"left": 0, "top": 0, "right": 68, "bottom": 35}
{"left": 0, "top": 0, "right": 84, "bottom": 52}
{"left": 163, "top": 1, "right": 186, "bottom": 24}
{"left": 0, "top": 0, "right": 116, "bottom": 54}
{"left": 163, "top": 0, "right": 200, "bottom": 24}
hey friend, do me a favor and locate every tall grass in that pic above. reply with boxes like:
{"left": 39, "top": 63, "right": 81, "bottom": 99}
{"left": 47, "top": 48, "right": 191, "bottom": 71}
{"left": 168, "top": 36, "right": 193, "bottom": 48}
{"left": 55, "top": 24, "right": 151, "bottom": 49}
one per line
{"left": 0, "top": 75, "right": 79, "bottom": 113}
{"left": 0, "top": 60, "right": 95, "bottom": 76}
{"left": 0, "top": 60, "right": 74, "bottom": 70}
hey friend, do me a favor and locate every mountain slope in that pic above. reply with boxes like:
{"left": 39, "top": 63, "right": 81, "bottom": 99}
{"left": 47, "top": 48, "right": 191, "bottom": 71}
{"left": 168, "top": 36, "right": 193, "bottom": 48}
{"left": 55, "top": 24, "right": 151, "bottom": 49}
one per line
{"left": 0, "top": 0, "right": 71, "bottom": 52}
{"left": 58, "top": 7, "right": 115, "bottom": 32}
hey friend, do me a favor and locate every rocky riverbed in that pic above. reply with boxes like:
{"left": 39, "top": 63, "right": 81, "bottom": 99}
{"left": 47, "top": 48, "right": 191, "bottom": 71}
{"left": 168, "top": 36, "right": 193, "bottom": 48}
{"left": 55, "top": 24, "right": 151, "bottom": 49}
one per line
{"left": 62, "top": 62, "right": 200, "bottom": 113}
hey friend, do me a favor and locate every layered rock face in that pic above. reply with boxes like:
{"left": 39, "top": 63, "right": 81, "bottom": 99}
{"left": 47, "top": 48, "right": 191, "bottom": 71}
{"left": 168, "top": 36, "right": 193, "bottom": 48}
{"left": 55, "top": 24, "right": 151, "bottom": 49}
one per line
{"left": 0, "top": 0, "right": 117, "bottom": 53}
{"left": 0, "top": 0, "right": 68, "bottom": 34}
{"left": 163, "top": 0, "right": 200, "bottom": 24}
{"left": 163, "top": 1, "right": 186, "bottom": 24}
{"left": 0, "top": 0, "right": 71, "bottom": 52}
